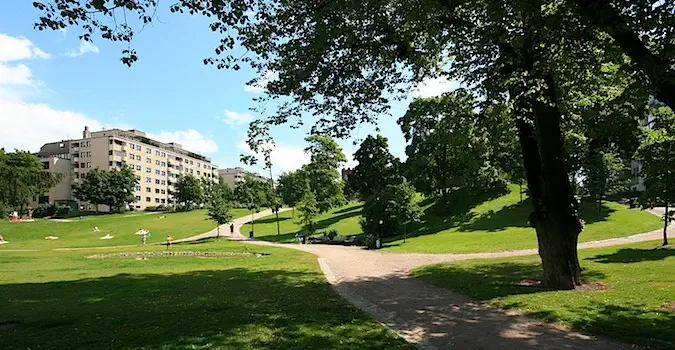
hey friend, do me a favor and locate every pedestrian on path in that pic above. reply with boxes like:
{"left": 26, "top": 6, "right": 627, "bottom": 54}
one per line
{"left": 141, "top": 232, "right": 147, "bottom": 246}
{"left": 230, "top": 223, "right": 234, "bottom": 236}
{"left": 166, "top": 235, "right": 173, "bottom": 249}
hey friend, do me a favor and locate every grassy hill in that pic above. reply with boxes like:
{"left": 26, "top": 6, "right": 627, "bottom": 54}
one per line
{"left": 0, "top": 208, "right": 250, "bottom": 250}
{"left": 252, "top": 186, "right": 662, "bottom": 253}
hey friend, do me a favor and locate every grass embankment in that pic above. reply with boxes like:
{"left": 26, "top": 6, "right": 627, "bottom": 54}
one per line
{"left": 252, "top": 186, "right": 662, "bottom": 253}
{"left": 0, "top": 240, "right": 411, "bottom": 349}
{"left": 412, "top": 241, "right": 675, "bottom": 349}
{"left": 0, "top": 209, "right": 250, "bottom": 250}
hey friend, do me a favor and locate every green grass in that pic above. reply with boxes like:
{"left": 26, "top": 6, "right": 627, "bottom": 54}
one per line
{"left": 251, "top": 186, "right": 662, "bottom": 253}
{"left": 412, "top": 241, "right": 675, "bottom": 348}
{"left": 0, "top": 209, "right": 250, "bottom": 250}
{"left": 0, "top": 240, "right": 411, "bottom": 349}
{"left": 250, "top": 203, "right": 363, "bottom": 243}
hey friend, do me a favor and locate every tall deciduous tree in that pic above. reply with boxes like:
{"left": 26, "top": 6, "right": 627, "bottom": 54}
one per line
{"left": 0, "top": 150, "right": 61, "bottom": 212}
{"left": 400, "top": 92, "right": 505, "bottom": 212}
{"left": 174, "top": 174, "right": 205, "bottom": 209}
{"left": 360, "top": 180, "right": 421, "bottom": 246}
{"left": 234, "top": 173, "right": 269, "bottom": 236}
{"left": 104, "top": 167, "right": 137, "bottom": 212}
{"left": 206, "top": 182, "right": 235, "bottom": 239}
{"left": 277, "top": 170, "right": 307, "bottom": 217}
{"left": 350, "top": 135, "right": 401, "bottom": 200}
{"left": 583, "top": 152, "right": 629, "bottom": 214}
{"left": 297, "top": 189, "right": 319, "bottom": 235}
{"left": 303, "top": 135, "right": 347, "bottom": 213}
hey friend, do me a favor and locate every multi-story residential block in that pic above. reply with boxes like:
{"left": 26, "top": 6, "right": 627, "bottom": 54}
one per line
{"left": 218, "top": 167, "right": 269, "bottom": 188}
{"left": 36, "top": 126, "right": 219, "bottom": 211}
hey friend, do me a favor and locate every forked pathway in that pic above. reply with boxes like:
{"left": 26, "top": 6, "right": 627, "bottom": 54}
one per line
{"left": 186, "top": 209, "right": 673, "bottom": 349}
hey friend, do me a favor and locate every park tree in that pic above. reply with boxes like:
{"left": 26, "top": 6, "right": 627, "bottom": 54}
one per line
{"left": 103, "top": 167, "right": 137, "bottom": 212}
{"left": 31, "top": 0, "right": 675, "bottom": 291}
{"left": 234, "top": 173, "right": 269, "bottom": 236}
{"left": 583, "top": 152, "right": 629, "bottom": 214}
{"left": 277, "top": 170, "right": 307, "bottom": 217}
{"left": 297, "top": 189, "right": 319, "bottom": 236}
{"left": 303, "top": 135, "right": 347, "bottom": 213}
{"left": 400, "top": 92, "right": 505, "bottom": 212}
{"left": 0, "top": 150, "right": 61, "bottom": 213}
{"left": 360, "top": 180, "right": 422, "bottom": 248}
{"left": 174, "top": 174, "right": 205, "bottom": 209}
{"left": 636, "top": 105, "right": 675, "bottom": 246}
{"left": 350, "top": 135, "right": 401, "bottom": 200}
{"left": 206, "top": 182, "right": 235, "bottom": 239}
{"left": 74, "top": 168, "right": 109, "bottom": 213}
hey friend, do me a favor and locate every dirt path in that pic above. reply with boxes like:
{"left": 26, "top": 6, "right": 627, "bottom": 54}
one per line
{"left": 217, "top": 217, "right": 673, "bottom": 349}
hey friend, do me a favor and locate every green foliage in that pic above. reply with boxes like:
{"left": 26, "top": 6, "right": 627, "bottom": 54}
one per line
{"left": 303, "top": 135, "right": 347, "bottom": 213}
{"left": 234, "top": 173, "right": 269, "bottom": 211}
{"left": 636, "top": 106, "right": 675, "bottom": 210}
{"left": 32, "top": 203, "right": 58, "bottom": 218}
{"left": 399, "top": 92, "right": 506, "bottom": 211}
{"left": 277, "top": 170, "right": 307, "bottom": 209}
{"left": 360, "top": 181, "right": 421, "bottom": 243}
{"left": 75, "top": 167, "right": 136, "bottom": 213}
{"left": 0, "top": 150, "right": 61, "bottom": 211}
{"left": 297, "top": 189, "right": 319, "bottom": 235}
{"left": 174, "top": 174, "right": 205, "bottom": 209}
{"left": 583, "top": 152, "right": 629, "bottom": 209}
{"left": 350, "top": 135, "right": 401, "bottom": 200}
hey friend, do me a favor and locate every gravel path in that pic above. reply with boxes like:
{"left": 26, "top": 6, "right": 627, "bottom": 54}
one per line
{"left": 215, "top": 213, "right": 673, "bottom": 349}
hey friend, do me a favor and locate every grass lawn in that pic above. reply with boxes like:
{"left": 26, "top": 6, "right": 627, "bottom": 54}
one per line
{"left": 412, "top": 241, "right": 675, "bottom": 348}
{"left": 0, "top": 208, "right": 250, "bottom": 250}
{"left": 0, "top": 240, "right": 411, "bottom": 349}
{"left": 251, "top": 186, "right": 662, "bottom": 253}
{"left": 250, "top": 203, "right": 363, "bottom": 243}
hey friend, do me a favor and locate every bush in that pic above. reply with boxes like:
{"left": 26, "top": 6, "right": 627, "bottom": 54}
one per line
{"left": 326, "top": 229, "right": 338, "bottom": 240}
{"left": 145, "top": 205, "right": 169, "bottom": 212}
{"left": 54, "top": 204, "right": 71, "bottom": 218}
{"left": 33, "top": 203, "right": 58, "bottom": 218}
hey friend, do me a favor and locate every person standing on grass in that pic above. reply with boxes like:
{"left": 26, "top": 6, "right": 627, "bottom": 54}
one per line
{"left": 141, "top": 232, "right": 147, "bottom": 246}
{"left": 166, "top": 235, "right": 173, "bottom": 248}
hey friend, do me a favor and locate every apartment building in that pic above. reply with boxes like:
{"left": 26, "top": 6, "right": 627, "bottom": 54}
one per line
{"left": 36, "top": 126, "right": 219, "bottom": 211}
{"left": 218, "top": 167, "right": 269, "bottom": 188}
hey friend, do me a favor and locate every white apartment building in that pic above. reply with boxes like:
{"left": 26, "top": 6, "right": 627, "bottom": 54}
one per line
{"left": 218, "top": 167, "right": 269, "bottom": 188}
{"left": 36, "top": 126, "right": 219, "bottom": 211}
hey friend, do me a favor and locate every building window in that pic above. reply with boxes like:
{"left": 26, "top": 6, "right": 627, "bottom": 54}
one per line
{"left": 156, "top": 150, "right": 161, "bottom": 156}
{"left": 155, "top": 189, "right": 160, "bottom": 194}
{"left": 155, "top": 198, "right": 160, "bottom": 203}
{"left": 147, "top": 148, "right": 152, "bottom": 154}
{"left": 135, "top": 186, "right": 141, "bottom": 191}
{"left": 146, "top": 158, "right": 151, "bottom": 163}
{"left": 156, "top": 160, "right": 160, "bottom": 166}
{"left": 145, "top": 177, "right": 151, "bottom": 183}
{"left": 197, "top": 171, "right": 201, "bottom": 175}
{"left": 135, "top": 175, "right": 141, "bottom": 181}
{"left": 161, "top": 152, "right": 166, "bottom": 157}
{"left": 146, "top": 167, "right": 151, "bottom": 173}
{"left": 161, "top": 171, "right": 166, "bottom": 176}
{"left": 129, "top": 143, "right": 135, "bottom": 149}
{"left": 136, "top": 145, "right": 141, "bottom": 151}
{"left": 161, "top": 161, "right": 166, "bottom": 167}
{"left": 80, "top": 173, "right": 86, "bottom": 178}
{"left": 155, "top": 179, "right": 160, "bottom": 184}
{"left": 80, "top": 162, "right": 85, "bottom": 168}
{"left": 135, "top": 195, "right": 141, "bottom": 201}
{"left": 190, "top": 160, "right": 194, "bottom": 165}
{"left": 155, "top": 170, "right": 160, "bottom": 175}
{"left": 146, "top": 197, "right": 151, "bottom": 202}
{"left": 161, "top": 199, "right": 166, "bottom": 204}
{"left": 87, "top": 162, "right": 91, "bottom": 168}
{"left": 146, "top": 187, "right": 151, "bottom": 193}
{"left": 161, "top": 180, "right": 166, "bottom": 185}
{"left": 136, "top": 165, "right": 141, "bottom": 171}
{"left": 136, "top": 155, "right": 141, "bottom": 161}
{"left": 160, "top": 189, "right": 166, "bottom": 194}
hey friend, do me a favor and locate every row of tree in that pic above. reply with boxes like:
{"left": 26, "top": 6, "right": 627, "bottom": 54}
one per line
{"left": 0, "top": 150, "right": 61, "bottom": 215}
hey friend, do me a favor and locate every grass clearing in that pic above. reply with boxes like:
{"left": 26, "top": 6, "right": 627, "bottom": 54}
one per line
{"left": 252, "top": 186, "right": 662, "bottom": 253}
{"left": 0, "top": 209, "right": 250, "bottom": 250}
{"left": 0, "top": 240, "right": 411, "bottom": 349}
{"left": 412, "top": 241, "right": 675, "bottom": 348}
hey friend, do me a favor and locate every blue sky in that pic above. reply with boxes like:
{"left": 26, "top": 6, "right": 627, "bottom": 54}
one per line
{"left": 0, "top": 1, "right": 454, "bottom": 175}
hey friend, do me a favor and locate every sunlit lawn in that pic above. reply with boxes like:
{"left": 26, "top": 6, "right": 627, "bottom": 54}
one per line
{"left": 251, "top": 186, "right": 662, "bottom": 253}
{"left": 0, "top": 209, "right": 250, "bottom": 250}
{"left": 412, "top": 241, "right": 675, "bottom": 348}
{"left": 0, "top": 240, "right": 411, "bottom": 349}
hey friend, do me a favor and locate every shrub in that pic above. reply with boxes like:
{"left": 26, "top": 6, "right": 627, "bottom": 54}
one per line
{"left": 326, "top": 229, "right": 338, "bottom": 240}
{"left": 33, "top": 203, "right": 58, "bottom": 218}
{"left": 54, "top": 204, "right": 72, "bottom": 218}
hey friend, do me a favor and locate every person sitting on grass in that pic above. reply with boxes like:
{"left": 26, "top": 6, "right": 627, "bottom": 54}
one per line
{"left": 92, "top": 226, "right": 100, "bottom": 232}
{"left": 0, "top": 234, "right": 5, "bottom": 243}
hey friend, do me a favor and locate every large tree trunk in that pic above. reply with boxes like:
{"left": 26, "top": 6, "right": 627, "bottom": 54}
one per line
{"left": 573, "top": 0, "right": 675, "bottom": 110}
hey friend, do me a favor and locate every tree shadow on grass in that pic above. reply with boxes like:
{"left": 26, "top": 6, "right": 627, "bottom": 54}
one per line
{"left": 586, "top": 247, "right": 675, "bottom": 264}
{"left": 414, "top": 261, "right": 606, "bottom": 300}
{"left": 313, "top": 210, "right": 362, "bottom": 232}
{"left": 332, "top": 204, "right": 364, "bottom": 214}
{"left": 0, "top": 268, "right": 410, "bottom": 350}
{"left": 254, "top": 217, "right": 292, "bottom": 225}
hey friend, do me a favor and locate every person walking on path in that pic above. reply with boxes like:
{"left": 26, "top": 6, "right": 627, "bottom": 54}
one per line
{"left": 166, "top": 235, "right": 173, "bottom": 249}
{"left": 230, "top": 223, "right": 234, "bottom": 236}
{"left": 141, "top": 232, "right": 148, "bottom": 246}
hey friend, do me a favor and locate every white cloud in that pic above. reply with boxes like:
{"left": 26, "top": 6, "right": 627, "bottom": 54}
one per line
{"left": 0, "top": 33, "right": 51, "bottom": 62}
{"left": 147, "top": 130, "right": 219, "bottom": 154}
{"left": 412, "top": 76, "right": 457, "bottom": 98}
{"left": 0, "top": 63, "right": 34, "bottom": 86}
{"left": 217, "top": 109, "right": 254, "bottom": 126}
{"left": 67, "top": 40, "right": 99, "bottom": 57}
{"left": 244, "top": 71, "right": 276, "bottom": 93}
{"left": 237, "top": 141, "right": 310, "bottom": 174}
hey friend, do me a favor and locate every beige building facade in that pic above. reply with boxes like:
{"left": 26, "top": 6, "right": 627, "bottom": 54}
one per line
{"left": 218, "top": 167, "right": 269, "bottom": 188}
{"left": 37, "top": 126, "right": 219, "bottom": 211}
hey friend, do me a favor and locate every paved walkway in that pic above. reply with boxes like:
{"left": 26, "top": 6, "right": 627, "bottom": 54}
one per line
{"left": 215, "top": 213, "right": 673, "bottom": 349}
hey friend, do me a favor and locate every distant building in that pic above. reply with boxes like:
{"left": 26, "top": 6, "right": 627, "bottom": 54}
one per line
{"left": 36, "top": 126, "right": 219, "bottom": 211}
{"left": 218, "top": 167, "right": 269, "bottom": 188}
{"left": 341, "top": 168, "right": 354, "bottom": 182}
